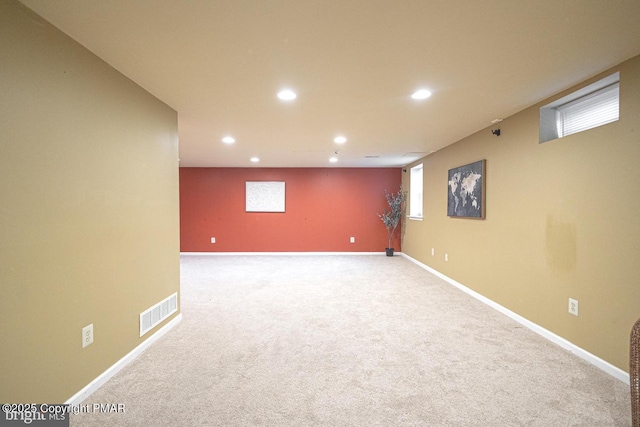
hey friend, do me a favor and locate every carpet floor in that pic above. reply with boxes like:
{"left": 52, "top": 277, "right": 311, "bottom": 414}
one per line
{"left": 70, "top": 255, "right": 631, "bottom": 426}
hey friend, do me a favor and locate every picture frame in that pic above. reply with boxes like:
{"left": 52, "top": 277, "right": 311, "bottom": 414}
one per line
{"left": 447, "top": 159, "right": 485, "bottom": 219}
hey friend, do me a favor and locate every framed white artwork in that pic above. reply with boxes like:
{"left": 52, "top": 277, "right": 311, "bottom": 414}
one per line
{"left": 245, "top": 181, "right": 285, "bottom": 212}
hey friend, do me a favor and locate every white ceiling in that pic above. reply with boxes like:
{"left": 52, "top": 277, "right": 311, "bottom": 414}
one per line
{"left": 20, "top": 0, "right": 640, "bottom": 168}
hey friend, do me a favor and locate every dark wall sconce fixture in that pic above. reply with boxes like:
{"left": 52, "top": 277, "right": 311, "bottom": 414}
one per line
{"left": 491, "top": 129, "right": 501, "bottom": 137}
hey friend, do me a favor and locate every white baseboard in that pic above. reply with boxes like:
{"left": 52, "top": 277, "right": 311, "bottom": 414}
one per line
{"left": 180, "top": 251, "right": 402, "bottom": 256}
{"left": 65, "top": 313, "right": 183, "bottom": 405}
{"left": 400, "top": 253, "right": 630, "bottom": 385}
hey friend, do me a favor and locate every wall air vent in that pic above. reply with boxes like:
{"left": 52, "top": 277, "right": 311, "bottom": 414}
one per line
{"left": 139, "top": 292, "right": 178, "bottom": 337}
{"left": 364, "top": 155, "right": 380, "bottom": 158}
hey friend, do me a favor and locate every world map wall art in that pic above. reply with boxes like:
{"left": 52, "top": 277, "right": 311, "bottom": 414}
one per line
{"left": 447, "top": 159, "right": 485, "bottom": 219}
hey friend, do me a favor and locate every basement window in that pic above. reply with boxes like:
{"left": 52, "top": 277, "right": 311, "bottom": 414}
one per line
{"left": 409, "top": 163, "right": 423, "bottom": 219}
{"left": 539, "top": 72, "right": 619, "bottom": 143}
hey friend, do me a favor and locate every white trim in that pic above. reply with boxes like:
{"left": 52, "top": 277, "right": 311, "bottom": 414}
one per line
{"left": 545, "top": 72, "right": 620, "bottom": 109}
{"left": 65, "top": 313, "right": 183, "bottom": 405}
{"left": 180, "top": 251, "right": 402, "bottom": 256}
{"left": 400, "top": 253, "right": 630, "bottom": 385}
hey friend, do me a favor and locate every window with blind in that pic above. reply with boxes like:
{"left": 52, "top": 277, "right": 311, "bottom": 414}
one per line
{"left": 539, "top": 72, "right": 619, "bottom": 143}
{"left": 409, "top": 163, "right": 423, "bottom": 219}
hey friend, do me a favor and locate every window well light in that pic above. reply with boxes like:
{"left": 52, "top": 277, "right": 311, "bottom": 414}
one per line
{"left": 334, "top": 136, "right": 347, "bottom": 144}
{"left": 250, "top": 157, "right": 260, "bottom": 163}
{"left": 277, "top": 89, "right": 297, "bottom": 101}
{"left": 411, "top": 89, "right": 432, "bottom": 100}
{"left": 222, "top": 136, "right": 235, "bottom": 144}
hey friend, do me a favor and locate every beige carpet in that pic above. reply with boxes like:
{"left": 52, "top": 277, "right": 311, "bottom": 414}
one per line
{"left": 71, "top": 255, "right": 630, "bottom": 426}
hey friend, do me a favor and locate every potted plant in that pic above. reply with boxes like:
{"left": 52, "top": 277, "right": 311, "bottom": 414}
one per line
{"left": 378, "top": 187, "right": 407, "bottom": 256}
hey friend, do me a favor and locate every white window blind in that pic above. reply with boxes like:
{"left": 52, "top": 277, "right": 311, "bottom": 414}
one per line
{"left": 556, "top": 82, "right": 619, "bottom": 138}
{"left": 409, "top": 164, "right": 423, "bottom": 218}
{"left": 539, "top": 72, "right": 619, "bottom": 143}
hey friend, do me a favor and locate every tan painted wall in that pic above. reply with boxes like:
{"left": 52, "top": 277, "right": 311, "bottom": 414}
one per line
{"left": 403, "top": 54, "right": 640, "bottom": 373}
{"left": 0, "top": 1, "right": 180, "bottom": 402}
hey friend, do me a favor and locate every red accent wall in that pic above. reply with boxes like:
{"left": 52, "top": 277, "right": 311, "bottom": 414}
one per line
{"left": 179, "top": 168, "right": 402, "bottom": 252}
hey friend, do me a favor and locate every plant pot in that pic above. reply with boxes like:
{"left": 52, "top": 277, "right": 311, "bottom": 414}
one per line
{"left": 385, "top": 248, "right": 394, "bottom": 257}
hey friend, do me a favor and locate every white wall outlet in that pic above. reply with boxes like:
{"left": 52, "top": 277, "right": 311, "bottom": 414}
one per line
{"left": 568, "top": 298, "right": 579, "bottom": 316}
{"left": 82, "top": 324, "right": 94, "bottom": 348}
{"left": 431, "top": 248, "right": 435, "bottom": 256}
{"left": 211, "top": 237, "right": 216, "bottom": 244}
{"left": 445, "top": 253, "right": 448, "bottom": 262}
{"left": 350, "top": 237, "right": 355, "bottom": 243}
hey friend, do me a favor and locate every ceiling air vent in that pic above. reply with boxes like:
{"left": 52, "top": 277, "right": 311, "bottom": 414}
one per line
{"left": 403, "top": 152, "right": 428, "bottom": 158}
{"left": 364, "top": 155, "right": 380, "bottom": 158}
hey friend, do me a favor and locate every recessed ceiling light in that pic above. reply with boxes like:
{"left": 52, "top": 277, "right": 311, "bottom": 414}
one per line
{"left": 222, "top": 136, "right": 235, "bottom": 144}
{"left": 334, "top": 136, "right": 347, "bottom": 144}
{"left": 329, "top": 157, "right": 338, "bottom": 163}
{"left": 277, "top": 89, "right": 297, "bottom": 101}
{"left": 250, "top": 157, "right": 260, "bottom": 163}
{"left": 411, "top": 89, "right": 432, "bottom": 100}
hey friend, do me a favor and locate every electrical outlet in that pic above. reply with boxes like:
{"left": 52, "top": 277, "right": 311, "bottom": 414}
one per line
{"left": 445, "top": 253, "right": 448, "bottom": 262}
{"left": 568, "top": 298, "right": 579, "bottom": 316}
{"left": 211, "top": 237, "right": 216, "bottom": 244}
{"left": 431, "top": 248, "right": 435, "bottom": 256}
{"left": 82, "top": 324, "right": 94, "bottom": 348}
{"left": 350, "top": 237, "right": 355, "bottom": 243}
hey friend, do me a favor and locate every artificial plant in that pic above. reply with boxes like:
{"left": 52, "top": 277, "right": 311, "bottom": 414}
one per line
{"left": 377, "top": 187, "right": 407, "bottom": 251}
